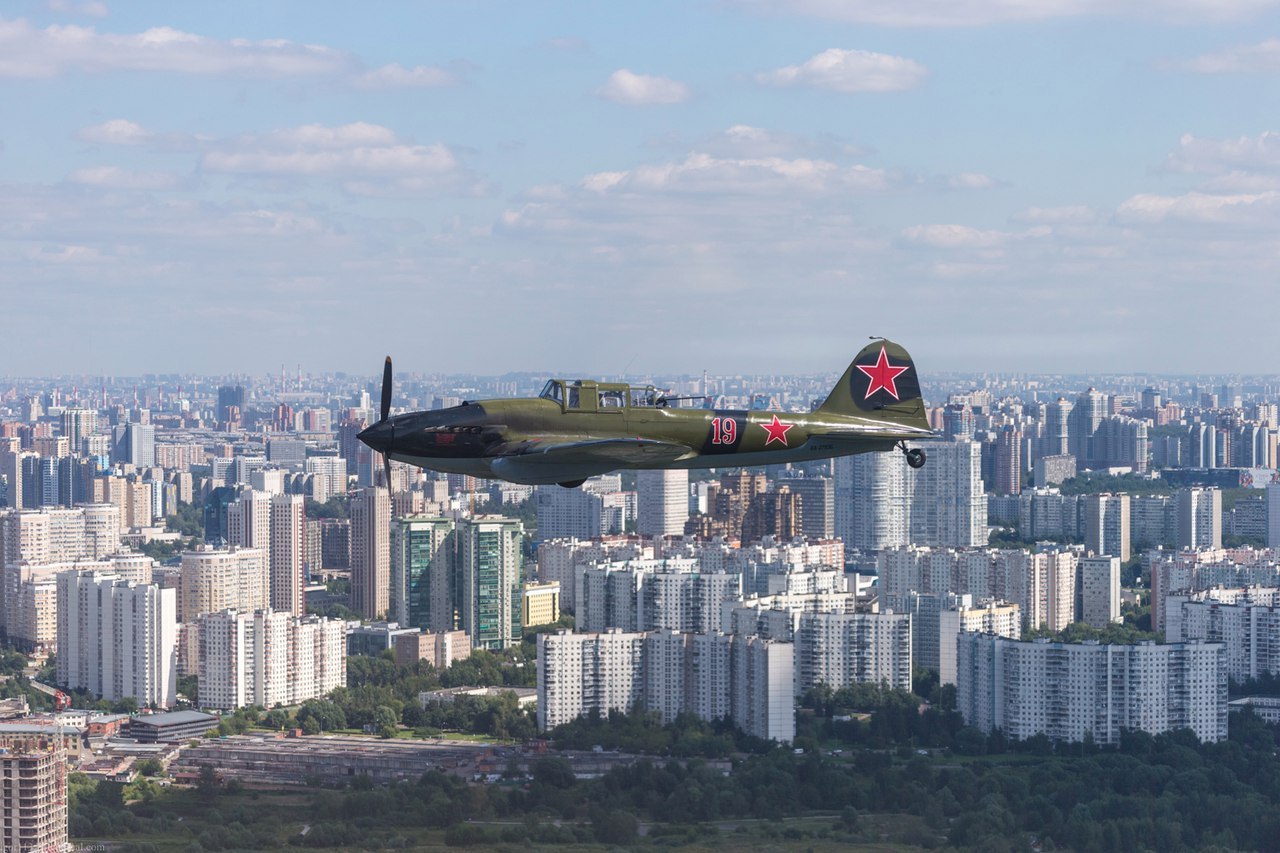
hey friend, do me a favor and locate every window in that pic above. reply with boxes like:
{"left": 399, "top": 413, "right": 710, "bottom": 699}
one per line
{"left": 539, "top": 381, "right": 563, "bottom": 404}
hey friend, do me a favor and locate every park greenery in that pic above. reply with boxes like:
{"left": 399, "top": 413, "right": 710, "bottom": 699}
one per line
{"left": 68, "top": 693, "right": 1280, "bottom": 851}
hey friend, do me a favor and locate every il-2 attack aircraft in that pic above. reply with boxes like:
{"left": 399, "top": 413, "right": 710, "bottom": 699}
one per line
{"left": 359, "top": 338, "right": 935, "bottom": 489}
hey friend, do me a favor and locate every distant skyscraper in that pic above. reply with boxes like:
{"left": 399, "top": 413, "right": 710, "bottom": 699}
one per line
{"left": 994, "top": 426, "right": 1022, "bottom": 496}
{"left": 269, "top": 494, "right": 306, "bottom": 616}
{"left": 217, "top": 385, "right": 245, "bottom": 424}
{"left": 457, "top": 516, "right": 523, "bottom": 649}
{"left": 534, "top": 485, "right": 603, "bottom": 539}
{"left": 942, "top": 403, "right": 975, "bottom": 441}
{"left": 1045, "top": 398, "right": 1072, "bottom": 457}
{"left": 1068, "top": 389, "right": 1106, "bottom": 466}
{"left": 782, "top": 475, "right": 835, "bottom": 540}
{"left": 350, "top": 488, "right": 391, "bottom": 620}
{"left": 226, "top": 489, "right": 271, "bottom": 551}
{"left": 636, "top": 469, "right": 689, "bottom": 537}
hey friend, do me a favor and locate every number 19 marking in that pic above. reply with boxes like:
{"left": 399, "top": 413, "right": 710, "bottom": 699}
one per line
{"left": 710, "top": 417, "right": 737, "bottom": 445}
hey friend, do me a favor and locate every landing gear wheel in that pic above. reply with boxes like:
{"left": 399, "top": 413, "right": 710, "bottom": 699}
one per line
{"left": 905, "top": 447, "right": 926, "bottom": 469}
{"left": 558, "top": 479, "right": 587, "bottom": 488}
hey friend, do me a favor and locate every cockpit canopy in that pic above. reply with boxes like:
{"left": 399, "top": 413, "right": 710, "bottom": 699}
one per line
{"left": 539, "top": 379, "right": 664, "bottom": 412}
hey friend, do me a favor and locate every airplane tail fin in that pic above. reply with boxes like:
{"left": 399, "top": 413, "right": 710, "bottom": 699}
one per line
{"left": 817, "top": 339, "right": 932, "bottom": 432}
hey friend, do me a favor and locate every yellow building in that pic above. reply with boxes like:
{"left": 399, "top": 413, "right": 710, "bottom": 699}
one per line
{"left": 521, "top": 581, "right": 561, "bottom": 628}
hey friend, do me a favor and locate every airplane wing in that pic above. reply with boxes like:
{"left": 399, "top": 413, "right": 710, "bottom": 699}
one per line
{"left": 487, "top": 437, "right": 694, "bottom": 485}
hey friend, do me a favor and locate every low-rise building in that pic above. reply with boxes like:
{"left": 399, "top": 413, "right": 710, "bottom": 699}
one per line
{"left": 126, "top": 710, "right": 219, "bottom": 743}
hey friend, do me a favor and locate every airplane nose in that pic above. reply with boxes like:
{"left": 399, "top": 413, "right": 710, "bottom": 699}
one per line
{"left": 358, "top": 420, "right": 394, "bottom": 453}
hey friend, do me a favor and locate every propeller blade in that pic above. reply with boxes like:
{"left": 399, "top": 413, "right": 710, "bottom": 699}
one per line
{"left": 380, "top": 356, "right": 393, "bottom": 423}
{"left": 383, "top": 453, "right": 393, "bottom": 493}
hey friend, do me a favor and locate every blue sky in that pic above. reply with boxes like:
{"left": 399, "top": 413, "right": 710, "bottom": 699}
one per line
{"left": 2, "top": 0, "right": 1279, "bottom": 377}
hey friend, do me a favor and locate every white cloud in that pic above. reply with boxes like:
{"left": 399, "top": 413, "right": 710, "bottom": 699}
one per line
{"left": 1116, "top": 190, "right": 1280, "bottom": 223}
{"left": 199, "top": 122, "right": 476, "bottom": 196}
{"left": 728, "top": 0, "right": 1280, "bottom": 27}
{"left": 78, "top": 118, "right": 152, "bottom": 145}
{"left": 597, "top": 69, "right": 691, "bottom": 105}
{"left": 756, "top": 48, "right": 928, "bottom": 93}
{"left": 0, "top": 16, "right": 460, "bottom": 86}
{"left": 1180, "top": 38, "right": 1280, "bottom": 73}
{"left": 67, "top": 166, "right": 181, "bottom": 190}
{"left": 355, "top": 63, "right": 459, "bottom": 89}
{"left": 1164, "top": 131, "right": 1280, "bottom": 174}
{"left": 580, "top": 152, "right": 892, "bottom": 195}
{"left": 900, "top": 223, "right": 1008, "bottom": 248}
{"left": 1014, "top": 205, "right": 1098, "bottom": 224}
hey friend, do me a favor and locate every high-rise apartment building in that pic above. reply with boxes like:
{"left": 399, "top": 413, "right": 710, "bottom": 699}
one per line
{"left": 269, "top": 494, "right": 305, "bottom": 616}
{"left": 177, "top": 547, "right": 268, "bottom": 622}
{"left": 457, "top": 516, "right": 523, "bottom": 649}
{"left": 198, "top": 609, "right": 346, "bottom": 711}
{"left": 956, "top": 635, "right": 1226, "bottom": 745}
{"left": 794, "top": 610, "right": 912, "bottom": 694}
{"left": 782, "top": 475, "right": 835, "bottom": 540}
{"left": 1079, "top": 555, "right": 1121, "bottom": 627}
{"left": 636, "top": 469, "right": 689, "bottom": 537}
{"left": 350, "top": 487, "right": 391, "bottom": 620}
{"left": 994, "top": 426, "right": 1022, "bottom": 496}
{"left": 0, "top": 744, "right": 68, "bottom": 853}
{"left": 538, "top": 629, "right": 795, "bottom": 743}
{"left": 1177, "top": 487, "right": 1222, "bottom": 550}
{"left": 836, "top": 440, "right": 987, "bottom": 550}
{"left": 938, "top": 598, "right": 1021, "bottom": 686}
{"left": 57, "top": 571, "right": 177, "bottom": 707}
{"left": 391, "top": 516, "right": 455, "bottom": 632}
{"left": 1083, "top": 493, "right": 1131, "bottom": 562}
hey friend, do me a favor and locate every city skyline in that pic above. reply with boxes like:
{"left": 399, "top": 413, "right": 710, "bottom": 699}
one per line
{"left": 3, "top": 2, "right": 1280, "bottom": 375}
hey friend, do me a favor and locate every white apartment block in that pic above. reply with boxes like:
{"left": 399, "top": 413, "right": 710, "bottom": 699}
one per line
{"left": 537, "top": 629, "right": 645, "bottom": 731}
{"left": 537, "top": 629, "right": 795, "bottom": 743}
{"left": 178, "top": 548, "right": 268, "bottom": 622}
{"left": 835, "top": 439, "right": 986, "bottom": 551}
{"left": 878, "top": 546, "right": 1076, "bottom": 632}
{"left": 938, "top": 599, "right": 1021, "bottom": 686}
{"left": 576, "top": 559, "right": 742, "bottom": 635}
{"left": 57, "top": 571, "right": 177, "bottom": 708}
{"left": 636, "top": 469, "right": 690, "bottom": 537}
{"left": 1, "top": 505, "right": 122, "bottom": 566}
{"left": 4, "top": 553, "right": 154, "bottom": 650}
{"left": 198, "top": 609, "right": 347, "bottom": 711}
{"left": 1177, "top": 488, "right": 1222, "bottom": 550}
{"left": 1148, "top": 547, "right": 1280, "bottom": 630}
{"left": 956, "top": 635, "right": 1226, "bottom": 745}
{"left": 794, "top": 610, "right": 912, "bottom": 694}
{"left": 1079, "top": 556, "right": 1121, "bottom": 628}
{"left": 1165, "top": 587, "right": 1280, "bottom": 682}
{"left": 269, "top": 493, "right": 306, "bottom": 616}
{"left": 536, "top": 536, "right": 654, "bottom": 604}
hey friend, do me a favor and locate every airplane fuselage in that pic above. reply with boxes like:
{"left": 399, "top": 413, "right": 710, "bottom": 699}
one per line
{"left": 363, "top": 393, "right": 930, "bottom": 485}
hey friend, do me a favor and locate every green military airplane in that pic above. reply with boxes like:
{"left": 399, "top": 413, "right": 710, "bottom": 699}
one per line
{"left": 359, "top": 338, "right": 934, "bottom": 488}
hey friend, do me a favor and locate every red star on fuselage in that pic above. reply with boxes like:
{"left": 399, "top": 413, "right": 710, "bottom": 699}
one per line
{"left": 760, "top": 414, "right": 794, "bottom": 446}
{"left": 856, "top": 345, "right": 909, "bottom": 400}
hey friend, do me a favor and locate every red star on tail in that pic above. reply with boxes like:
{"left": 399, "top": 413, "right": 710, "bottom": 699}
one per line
{"left": 760, "top": 414, "right": 794, "bottom": 446}
{"left": 857, "top": 345, "right": 909, "bottom": 400}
